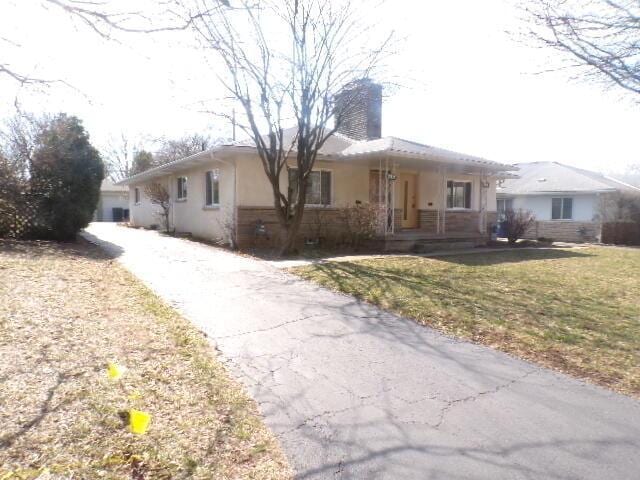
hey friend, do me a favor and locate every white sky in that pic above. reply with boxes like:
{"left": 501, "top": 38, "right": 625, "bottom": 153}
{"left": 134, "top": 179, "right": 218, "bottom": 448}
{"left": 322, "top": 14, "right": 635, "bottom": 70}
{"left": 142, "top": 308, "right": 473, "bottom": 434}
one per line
{"left": 1, "top": 0, "right": 638, "bottom": 173}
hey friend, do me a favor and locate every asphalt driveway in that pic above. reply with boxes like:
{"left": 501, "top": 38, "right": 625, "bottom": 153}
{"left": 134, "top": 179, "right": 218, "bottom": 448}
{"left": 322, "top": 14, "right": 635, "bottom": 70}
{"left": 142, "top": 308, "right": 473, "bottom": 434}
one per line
{"left": 83, "top": 223, "right": 640, "bottom": 480}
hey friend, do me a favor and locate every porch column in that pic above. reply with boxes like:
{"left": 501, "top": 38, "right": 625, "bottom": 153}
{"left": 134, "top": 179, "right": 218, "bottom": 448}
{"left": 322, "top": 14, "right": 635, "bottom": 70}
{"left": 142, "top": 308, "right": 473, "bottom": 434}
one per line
{"left": 479, "top": 172, "right": 488, "bottom": 234}
{"left": 385, "top": 157, "right": 390, "bottom": 235}
{"left": 441, "top": 167, "right": 447, "bottom": 235}
{"left": 378, "top": 157, "right": 384, "bottom": 236}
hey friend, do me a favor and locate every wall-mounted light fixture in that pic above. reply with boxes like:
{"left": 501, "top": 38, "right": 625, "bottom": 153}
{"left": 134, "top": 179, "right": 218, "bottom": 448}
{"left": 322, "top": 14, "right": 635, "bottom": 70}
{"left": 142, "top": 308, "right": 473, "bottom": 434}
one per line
{"left": 387, "top": 173, "right": 398, "bottom": 181}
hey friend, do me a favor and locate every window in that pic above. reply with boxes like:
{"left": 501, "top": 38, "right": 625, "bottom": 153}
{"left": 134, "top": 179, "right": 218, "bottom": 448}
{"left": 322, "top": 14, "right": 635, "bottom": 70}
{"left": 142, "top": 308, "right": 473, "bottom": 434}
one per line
{"left": 205, "top": 170, "right": 220, "bottom": 206}
{"left": 447, "top": 180, "right": 471, "bottom": 209}
{"left": 177, "top": 177, "right": 187, "bottom": 200}
{"left": 552, "top": 197, "right": 573, "bottom": 220}
{"left": 288, "top": 169, "right": 332, "bottom": 205}
{"left": 497, "top": 198, "right": 513, "bottom": 220}
{"left": 134, "top": 187, "right": 140, "bottom": 204}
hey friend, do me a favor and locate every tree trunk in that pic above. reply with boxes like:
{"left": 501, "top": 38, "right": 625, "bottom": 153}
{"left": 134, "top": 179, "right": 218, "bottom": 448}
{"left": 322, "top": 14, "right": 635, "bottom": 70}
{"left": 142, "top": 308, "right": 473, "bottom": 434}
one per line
{"left": 278, "top": 205, "right": 306, "bottom": 256}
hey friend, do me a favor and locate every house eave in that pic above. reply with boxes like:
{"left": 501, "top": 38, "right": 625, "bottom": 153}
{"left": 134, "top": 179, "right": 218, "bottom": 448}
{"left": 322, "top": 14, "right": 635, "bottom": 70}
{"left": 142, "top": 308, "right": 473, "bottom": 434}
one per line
{"left": 496, "top": 188, "right": 617, "bottom": 197}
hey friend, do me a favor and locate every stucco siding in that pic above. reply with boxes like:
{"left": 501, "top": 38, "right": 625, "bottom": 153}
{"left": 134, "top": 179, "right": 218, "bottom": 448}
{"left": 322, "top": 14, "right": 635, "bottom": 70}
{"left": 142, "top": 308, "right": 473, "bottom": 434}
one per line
{"left": 126, "top": 153, "right": 501, "bottom": 244}
{"left": 129, "top": 159, "right": 235, "bottom": 242}
{"left": 508, "top": 194, "right": 598, "bottom": 222}
{"left": 96, "top": 192, "right": 128, "bottom": 221}
{"left": 235, "top": 157, "right": 370, "bottom": 207}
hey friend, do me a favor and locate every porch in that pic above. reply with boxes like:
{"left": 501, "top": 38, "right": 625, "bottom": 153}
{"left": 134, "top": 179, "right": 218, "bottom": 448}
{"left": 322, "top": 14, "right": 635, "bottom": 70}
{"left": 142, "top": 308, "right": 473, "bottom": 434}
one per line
{"left": 371, "top": 229, "right": 491, "bottom": 253}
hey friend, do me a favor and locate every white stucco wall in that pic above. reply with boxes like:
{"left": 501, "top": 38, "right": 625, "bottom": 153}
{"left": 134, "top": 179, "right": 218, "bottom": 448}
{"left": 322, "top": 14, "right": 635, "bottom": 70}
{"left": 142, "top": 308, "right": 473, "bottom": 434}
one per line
{"left": 509, "top": 194, "right": 598, "bottom": 221}
{"left": 127, "top": 152, "right": 502, "bottom": 242}
{"left": 417, "top": 171, "right": 498, "bottom": 212}
{"left": 129, "top": 158, "right": 235, "bottom": 242}
{"left": 96, "top": 192, "right": 129, "bottom": 221}
{"left": 235, "top": 157, "right": 370, "bottom": 207}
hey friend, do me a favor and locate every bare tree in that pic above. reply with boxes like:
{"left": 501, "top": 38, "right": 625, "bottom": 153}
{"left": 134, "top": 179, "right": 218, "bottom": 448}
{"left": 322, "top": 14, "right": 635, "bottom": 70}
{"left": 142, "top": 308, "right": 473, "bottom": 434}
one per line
{"left": 1, "top": 0, "right": 229, "bottom": 86}
{"left": 502, "top": 209, "right": 536, "bottom": 244}
{"left": 144, "top": 183, "right": 172, "bottom": 232}
{"left": 186, "top": 0, "right": 392, "bottom": 255}
{"left": 154, "top": 133, "right": 216, "bottom": 165}
{"left": 526, "top": 0, "right": 640, "bottom": 96}
{"left": 0, "top": 112, "right": 40, "bottom": 181}
{"left": 103, "top": 133, "right": 137, "bottom": 182}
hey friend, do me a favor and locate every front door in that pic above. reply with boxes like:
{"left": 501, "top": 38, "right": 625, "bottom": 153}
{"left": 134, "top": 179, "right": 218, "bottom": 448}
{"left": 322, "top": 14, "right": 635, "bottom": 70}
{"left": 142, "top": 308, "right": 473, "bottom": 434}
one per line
{"left": 398, "top": 173, "right": 418, "bottom": 229}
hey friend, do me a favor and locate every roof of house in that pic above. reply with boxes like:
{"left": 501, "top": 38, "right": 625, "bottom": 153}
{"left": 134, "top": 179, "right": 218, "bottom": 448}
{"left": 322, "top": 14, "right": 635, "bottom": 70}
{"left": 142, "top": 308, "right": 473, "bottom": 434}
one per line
{"left": 497, "top": 162, "right": 640, "bottom": 195}
{"left": 117, "top": 127, "right": 516, "bottom": 185}
{"left": 101, "top": 179, "right": 128, "bottom": 192}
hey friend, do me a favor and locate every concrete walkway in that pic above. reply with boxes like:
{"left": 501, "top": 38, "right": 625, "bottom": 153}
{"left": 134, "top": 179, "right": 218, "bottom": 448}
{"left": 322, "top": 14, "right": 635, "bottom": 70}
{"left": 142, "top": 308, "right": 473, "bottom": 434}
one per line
{"left": 83, "top": 223, "right": 640, "bottom": 480}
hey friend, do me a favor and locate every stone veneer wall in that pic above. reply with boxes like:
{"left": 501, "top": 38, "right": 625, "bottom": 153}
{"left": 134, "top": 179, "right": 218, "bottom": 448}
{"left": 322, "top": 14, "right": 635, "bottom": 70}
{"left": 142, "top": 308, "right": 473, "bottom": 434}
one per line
{"left": 523, "top": 221, "right": 599, "bottom": 243}
{"left": 236, "top": 206, "right": 402, "bottom": 249}
{"left": 418, "top": 210, "right": 438, "bottom": 233}
{"left": 417, "top": 210, "right": 497, "bottom": 235}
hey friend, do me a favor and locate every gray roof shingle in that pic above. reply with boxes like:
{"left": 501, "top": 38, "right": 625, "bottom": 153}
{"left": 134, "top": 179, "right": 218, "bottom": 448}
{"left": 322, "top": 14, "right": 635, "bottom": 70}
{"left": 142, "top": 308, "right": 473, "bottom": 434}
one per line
{"left": 497, "top": 162, "right": 640, "bottom": 195}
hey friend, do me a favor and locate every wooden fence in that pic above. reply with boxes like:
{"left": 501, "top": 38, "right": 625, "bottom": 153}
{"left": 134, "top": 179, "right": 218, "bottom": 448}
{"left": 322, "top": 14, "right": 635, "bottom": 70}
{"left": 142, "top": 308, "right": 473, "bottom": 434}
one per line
{"left": 601, "top": 222, "right": 640, "bottom": 246}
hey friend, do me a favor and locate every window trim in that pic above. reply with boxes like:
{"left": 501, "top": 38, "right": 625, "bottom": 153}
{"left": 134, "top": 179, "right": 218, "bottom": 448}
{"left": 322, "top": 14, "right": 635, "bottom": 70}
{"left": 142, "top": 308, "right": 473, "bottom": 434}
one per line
{"left": 446, "top": 180, "right": 472, "bottom": 210}
{"left": 551, "top": 197, "right": 573, "bottom": 220}
{"left": 176, "top": 176, "right": 188, "bottom": 201}
{"left": 289, "top": 168, "right": 333, "bottom": 207}
{"left": 134, "top": 187, "right": 140, "bottom": 205}
{"left": 204, "top": 169, "right": 221, "bottom": 208}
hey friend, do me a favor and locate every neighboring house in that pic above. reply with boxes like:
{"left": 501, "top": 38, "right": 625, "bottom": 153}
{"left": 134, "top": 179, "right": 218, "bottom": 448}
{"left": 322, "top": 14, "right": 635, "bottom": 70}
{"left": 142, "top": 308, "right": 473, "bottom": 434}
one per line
{"left": 94, "top": 179, "right": 129, "bottom": 222}
{"left": 497, "top": 161, "right": 640, "bottom": 242}
{"left": 118, "top": 81, "right": 516, "bottom": 250}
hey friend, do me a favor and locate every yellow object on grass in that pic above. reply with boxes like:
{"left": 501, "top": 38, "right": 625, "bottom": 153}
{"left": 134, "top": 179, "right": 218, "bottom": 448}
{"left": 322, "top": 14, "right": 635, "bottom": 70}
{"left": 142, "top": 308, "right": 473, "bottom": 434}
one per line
{"left": 106, "top": 362, "right": 125, "bottom": 380}
{"left": 129, "top": 409, "right": 151, "bottom": 434}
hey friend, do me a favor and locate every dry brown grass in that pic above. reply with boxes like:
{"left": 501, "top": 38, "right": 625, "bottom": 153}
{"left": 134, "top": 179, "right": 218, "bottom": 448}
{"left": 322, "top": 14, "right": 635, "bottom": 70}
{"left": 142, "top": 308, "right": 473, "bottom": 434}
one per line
{"left": 293, "top": 247, "right": 640, "bottom": 398}
{"left": 0, "top": 239, "right": 292, "bottom": 480}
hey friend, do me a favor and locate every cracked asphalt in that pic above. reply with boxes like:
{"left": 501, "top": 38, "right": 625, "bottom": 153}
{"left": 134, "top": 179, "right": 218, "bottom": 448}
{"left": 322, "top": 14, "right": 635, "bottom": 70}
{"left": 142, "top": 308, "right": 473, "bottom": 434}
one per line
{"left": 83, "top": 223, "right": 640, "bottom": 480}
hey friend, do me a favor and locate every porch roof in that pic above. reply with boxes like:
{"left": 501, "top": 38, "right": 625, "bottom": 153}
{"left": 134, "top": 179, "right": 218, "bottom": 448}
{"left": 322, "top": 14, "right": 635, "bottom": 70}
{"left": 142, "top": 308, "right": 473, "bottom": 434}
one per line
{"left": 117, "top": 129, "right": 517, "bottom": 185}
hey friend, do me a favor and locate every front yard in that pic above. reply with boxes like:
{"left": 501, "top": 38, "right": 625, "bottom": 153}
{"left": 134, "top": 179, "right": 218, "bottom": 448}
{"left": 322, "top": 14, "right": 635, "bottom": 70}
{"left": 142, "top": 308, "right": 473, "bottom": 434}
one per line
{"left": 0, "top": 240, "right": 291, "bottom": 479}
{"left": 293, "top": 247, "right": 640, "bottom": 397}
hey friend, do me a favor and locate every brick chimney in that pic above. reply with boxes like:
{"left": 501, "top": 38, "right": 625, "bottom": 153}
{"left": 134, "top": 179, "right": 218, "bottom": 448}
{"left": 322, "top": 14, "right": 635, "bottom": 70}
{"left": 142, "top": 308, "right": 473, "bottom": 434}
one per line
{"left": 334, "top": 79, "right": 382, "bottom": 141}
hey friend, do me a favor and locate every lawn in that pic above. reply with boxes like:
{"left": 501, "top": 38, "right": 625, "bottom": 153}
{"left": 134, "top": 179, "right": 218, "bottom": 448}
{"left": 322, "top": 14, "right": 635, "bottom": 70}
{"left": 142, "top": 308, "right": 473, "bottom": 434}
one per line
{"left": 0, "top": 240, "right": 291, "bottom": 480}
{"left": 293, "top": 247, "right": 640, "bottom": 397}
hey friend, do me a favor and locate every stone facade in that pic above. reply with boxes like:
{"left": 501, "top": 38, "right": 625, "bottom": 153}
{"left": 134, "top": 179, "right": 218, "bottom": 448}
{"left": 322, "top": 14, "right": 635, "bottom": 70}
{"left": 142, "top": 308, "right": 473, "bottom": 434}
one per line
{"left": 417, "top": 209, "right": 495, "bottom": 234}
{"left": 418, "top": 210, "right": 438, "bottom": 232}
{"left": 523, "top": 220, "right": 599, "bottom": 242}
{"left": 334, "top": 80, "right": 382, "bottom": 141}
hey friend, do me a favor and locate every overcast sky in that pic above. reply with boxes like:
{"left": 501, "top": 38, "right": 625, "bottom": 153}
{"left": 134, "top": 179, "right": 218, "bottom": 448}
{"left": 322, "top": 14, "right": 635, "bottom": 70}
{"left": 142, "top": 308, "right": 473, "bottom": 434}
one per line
{"left": 1, "top": 0, "right": 638, "bottom": 174}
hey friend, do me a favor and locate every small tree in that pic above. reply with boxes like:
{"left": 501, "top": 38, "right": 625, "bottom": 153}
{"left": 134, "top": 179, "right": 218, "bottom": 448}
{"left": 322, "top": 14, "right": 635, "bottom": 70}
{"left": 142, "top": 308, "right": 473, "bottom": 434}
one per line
{"left": 502, "top": 209, "right": 536, "bottom": 245}
{"left": 131, "top": 150, "right": 155, "bottom": 176}
{"left": 30, "top": 114, "right": 104, "bottom": 240}
{"left": 144, "top": 183, "right": 171, "bottom": 232}
{"left": 154, "top": 134, "right": 215, "bottom": 166}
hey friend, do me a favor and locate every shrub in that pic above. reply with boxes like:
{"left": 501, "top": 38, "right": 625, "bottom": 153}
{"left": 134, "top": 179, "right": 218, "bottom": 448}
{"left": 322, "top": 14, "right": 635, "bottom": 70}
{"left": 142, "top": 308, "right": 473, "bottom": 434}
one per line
{"left": 537, "top": 237, "right": 554, "bottom": 244}
{"left": 1, "top": 113, "right": 104, "bottom": 240}
{"left": 337, "top": 203, "right": 382, "bottom": 250}
{"left": 30, "top": 115, "right": 104, "bottom": 240}
{"left": 502, "top": 209, "right": 536, "bottom": 245}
